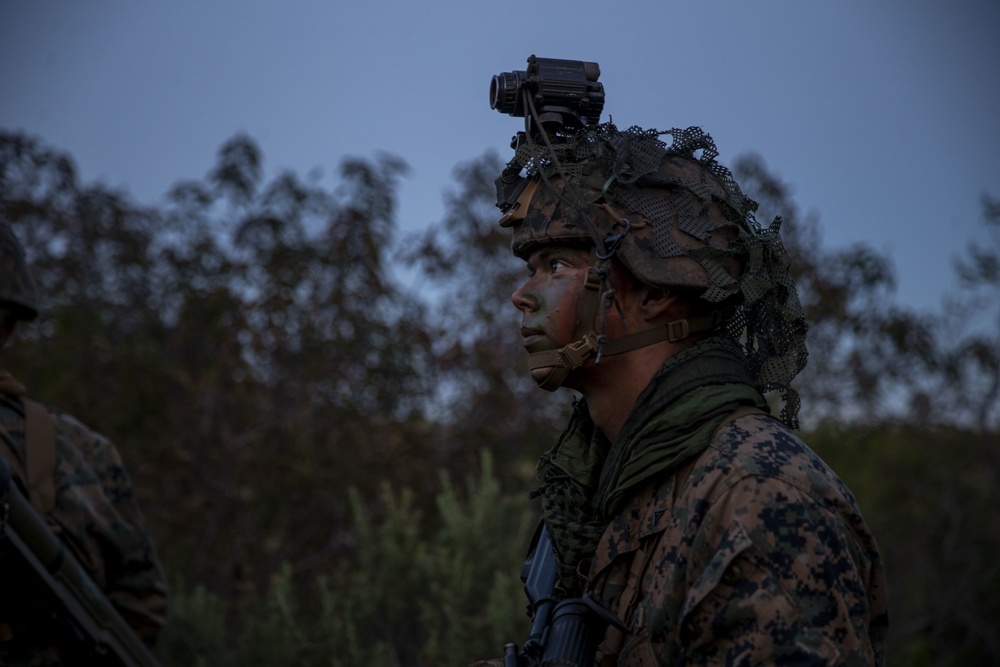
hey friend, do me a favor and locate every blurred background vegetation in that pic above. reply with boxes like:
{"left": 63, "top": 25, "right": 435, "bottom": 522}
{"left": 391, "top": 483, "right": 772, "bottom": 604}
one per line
{"left": 1, "top": 130, "right": 998, "bottom": 666}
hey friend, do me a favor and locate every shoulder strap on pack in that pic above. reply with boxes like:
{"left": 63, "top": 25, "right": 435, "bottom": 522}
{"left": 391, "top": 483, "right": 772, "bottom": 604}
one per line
{"left": 23, "top": 399, "right": 56, "bottom": 516}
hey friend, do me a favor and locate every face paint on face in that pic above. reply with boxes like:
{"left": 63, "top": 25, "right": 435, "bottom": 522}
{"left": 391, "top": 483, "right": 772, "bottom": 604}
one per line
{"left": 511, "top": 247, "right": 594, "bottom": 385}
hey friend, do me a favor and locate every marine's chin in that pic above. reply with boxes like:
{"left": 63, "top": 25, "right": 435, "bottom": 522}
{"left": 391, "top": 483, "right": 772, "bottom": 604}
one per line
{"left": 529, "top": 365, "right": 567, "bottom": 392}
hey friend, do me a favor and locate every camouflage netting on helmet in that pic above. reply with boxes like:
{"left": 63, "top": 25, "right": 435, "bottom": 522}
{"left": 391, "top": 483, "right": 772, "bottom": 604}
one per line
{"left": 508, "top": 123, "right": 809, "bottom": 426}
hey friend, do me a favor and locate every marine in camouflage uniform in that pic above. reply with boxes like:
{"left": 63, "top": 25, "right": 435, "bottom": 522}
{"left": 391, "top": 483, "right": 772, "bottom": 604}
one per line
{"left": 0, "top": 221, "right": 168, "bottom": 663}
{"left": 495, "top": 122, "right": 888, "bottom": 665}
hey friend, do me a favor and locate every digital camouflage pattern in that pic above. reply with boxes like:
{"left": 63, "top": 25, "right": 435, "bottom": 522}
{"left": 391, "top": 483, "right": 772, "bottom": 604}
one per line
{"left": 587, "top": 413, "right": 888, "bottom": 666}
{"left": 0, "top": 381, "right": 168, "bottom": 663}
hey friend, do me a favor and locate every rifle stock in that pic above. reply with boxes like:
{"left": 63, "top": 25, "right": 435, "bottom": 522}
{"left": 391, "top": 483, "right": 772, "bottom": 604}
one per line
{"left": 504, "top": 525, "right": 622, "bottom": 667}
{"left": 0, "top": 457, "right": 162, "bottom": 666}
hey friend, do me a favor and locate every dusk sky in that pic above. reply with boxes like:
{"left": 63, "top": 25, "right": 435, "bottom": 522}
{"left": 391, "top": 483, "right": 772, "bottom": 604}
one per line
{"left": 2, "top": 1, "right": 998, "bottom": 314}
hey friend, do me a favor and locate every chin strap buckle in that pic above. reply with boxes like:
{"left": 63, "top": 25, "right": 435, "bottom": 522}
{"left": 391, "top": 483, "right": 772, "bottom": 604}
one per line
{"left": 560, "top": 333, "right": 601, "bottom": 369}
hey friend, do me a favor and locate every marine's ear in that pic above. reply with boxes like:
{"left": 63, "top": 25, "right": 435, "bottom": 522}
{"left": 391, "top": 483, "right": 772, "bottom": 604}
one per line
{"left": 637, "top": 286, "right": 683, "bottom": 324}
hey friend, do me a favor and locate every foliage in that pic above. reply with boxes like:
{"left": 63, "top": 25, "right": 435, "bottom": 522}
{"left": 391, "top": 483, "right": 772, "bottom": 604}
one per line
{"left": 1, "top": 130, "right": 444, "bottom": 600}
{"left": 810, "top": 422, "right": 1000, "bottom": 666}
{"left": 937, "top": 194, "right": 1000, "bottom": 431}
{"left": 157, "top": 451, "right": 534, "bottom": 667}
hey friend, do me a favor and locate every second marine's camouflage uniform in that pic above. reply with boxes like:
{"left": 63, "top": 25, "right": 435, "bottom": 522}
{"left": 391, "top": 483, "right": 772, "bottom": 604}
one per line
{"left": 0, "top": 221, "right": 167, "bottom": 664}
{"left": 0, "top": 377, "right": 169, "bottom": 663}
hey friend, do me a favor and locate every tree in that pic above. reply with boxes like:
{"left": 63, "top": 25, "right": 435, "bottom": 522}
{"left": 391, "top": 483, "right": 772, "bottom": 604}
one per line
{"left": 936, "top": 194, "right": 1000, "bottom": 433}
{"left": 1, "top": 130, "right": 444, "bottom": 602}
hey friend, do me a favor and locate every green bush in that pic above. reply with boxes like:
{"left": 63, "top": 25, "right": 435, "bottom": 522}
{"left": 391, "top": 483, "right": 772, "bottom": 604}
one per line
{"left": 156, "top": 581, "right": 228, "bottom": 666}
{"left": 809, "top": 423, "right": 1000, "bottom": 666}
{"left": 160, "top": 450, "right": 534, "bottom": 666}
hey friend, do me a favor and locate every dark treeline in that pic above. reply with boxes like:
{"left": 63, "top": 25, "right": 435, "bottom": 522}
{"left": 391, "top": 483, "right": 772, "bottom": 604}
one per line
{"left": 1, "top": 130, "right": 997, "bottom": 665}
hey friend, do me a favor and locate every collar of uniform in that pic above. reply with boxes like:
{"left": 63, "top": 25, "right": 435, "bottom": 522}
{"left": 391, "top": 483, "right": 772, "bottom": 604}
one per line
{"left": 587, "top": 472, "right": 676, "bottom": 582}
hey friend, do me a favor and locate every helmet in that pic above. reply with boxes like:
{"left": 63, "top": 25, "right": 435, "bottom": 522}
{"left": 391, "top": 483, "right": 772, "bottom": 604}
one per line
{"left": 0, "top": 222, "right": 39, "bottom": 321}
{"left": 499, "top": 123, "right": 807, "bottom": 424}
{"left": 505, "top": 127, "right": 750, "bottom": 305}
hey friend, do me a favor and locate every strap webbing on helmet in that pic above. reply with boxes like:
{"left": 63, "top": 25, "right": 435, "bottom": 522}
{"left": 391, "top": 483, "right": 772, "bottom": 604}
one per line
{"left": 528, "top": 286, "right": 733, "bottom": 378}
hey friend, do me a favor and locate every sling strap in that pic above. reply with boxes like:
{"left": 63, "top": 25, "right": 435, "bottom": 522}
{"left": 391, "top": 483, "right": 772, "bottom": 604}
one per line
{"left": 24, "top": 399, "right": 56, "bottom": 516}
{"left": 0, "top": 397, "right": 57, "bottom": 517}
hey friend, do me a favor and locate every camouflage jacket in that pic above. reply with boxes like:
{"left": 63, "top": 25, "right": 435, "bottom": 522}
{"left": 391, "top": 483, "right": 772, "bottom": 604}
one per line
{"left": 0, "top": 387, "right": 168, "bottom": 662}
{"left": 586, "top": 413, "right": 888, "bottom": 666}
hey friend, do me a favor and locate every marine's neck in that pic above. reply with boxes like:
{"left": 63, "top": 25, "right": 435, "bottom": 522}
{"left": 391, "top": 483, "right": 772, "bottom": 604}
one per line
{"left": 571, "top": 339, "right": 683, "bottom": 443}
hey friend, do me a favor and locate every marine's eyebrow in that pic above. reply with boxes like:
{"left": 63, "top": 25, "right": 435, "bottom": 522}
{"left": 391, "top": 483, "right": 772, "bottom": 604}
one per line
{"left": 544, "top": 246, "right": 589, "bottom": 266}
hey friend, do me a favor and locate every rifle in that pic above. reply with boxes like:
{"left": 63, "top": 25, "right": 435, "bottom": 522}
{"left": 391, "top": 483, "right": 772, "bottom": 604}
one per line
{"left": 503, "top": 525, "right": 624, "bottom": 667}
{"left": 0, "top": 457, "right": 162, "bottom": 666}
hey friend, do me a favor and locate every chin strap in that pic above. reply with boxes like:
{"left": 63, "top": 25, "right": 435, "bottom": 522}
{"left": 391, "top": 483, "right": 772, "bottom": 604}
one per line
{"left": 527, "top": 267, "right": 735, "bottom": 391}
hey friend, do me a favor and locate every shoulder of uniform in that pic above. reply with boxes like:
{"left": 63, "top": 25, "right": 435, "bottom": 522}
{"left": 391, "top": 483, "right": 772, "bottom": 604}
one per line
{"left": 708, "top": 413, "right": 809, "bottom": 469}
{"left": 34, "top": 405, "right": 106, "bottom": 440}
{"left": 699, "top": 413, "right": 861, "bottom": 515}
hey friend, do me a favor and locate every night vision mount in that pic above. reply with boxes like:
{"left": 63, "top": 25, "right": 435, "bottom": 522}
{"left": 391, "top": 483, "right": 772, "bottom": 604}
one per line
{"left": 490, "top": 55, "right": 605, "bottom": 214}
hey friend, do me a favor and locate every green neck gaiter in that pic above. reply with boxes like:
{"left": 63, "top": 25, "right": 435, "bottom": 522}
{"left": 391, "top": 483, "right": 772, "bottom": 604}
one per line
{"left": 536, "top": 336, "right": 768, "bottom": 593}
